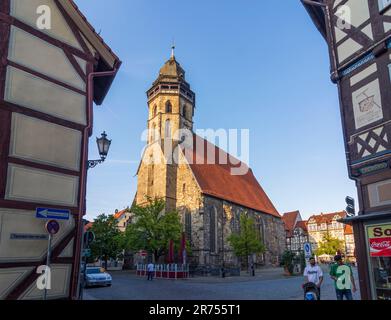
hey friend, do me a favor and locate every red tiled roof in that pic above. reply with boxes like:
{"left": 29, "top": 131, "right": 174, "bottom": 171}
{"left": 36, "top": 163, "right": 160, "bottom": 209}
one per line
{"left": 182, "top": 134, "right": 280, "bottom": 218}
{"left": 307, "top": 211, "right": 346, "bottom": 224}
{"left": 114, "top": 209, "right": 127, "bottom": 220}
{"left": 296, "top": 220, "right": 308, "bottom": 233}
{"left": 282, "top": 211, "right": 300, "bottom": 235}
{"left": 84, "top": 222, "right": 93, "bottom": 232}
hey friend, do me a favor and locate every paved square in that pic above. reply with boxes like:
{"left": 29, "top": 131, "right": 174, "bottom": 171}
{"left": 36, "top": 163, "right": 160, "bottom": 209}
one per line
{"left": 84, "top": 266, "right": 361, "bottom": 300}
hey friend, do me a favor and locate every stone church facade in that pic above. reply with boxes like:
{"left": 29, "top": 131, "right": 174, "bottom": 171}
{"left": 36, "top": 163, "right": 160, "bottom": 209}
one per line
{"left": 134, "top": 49, "right": 285, "bottom": 267}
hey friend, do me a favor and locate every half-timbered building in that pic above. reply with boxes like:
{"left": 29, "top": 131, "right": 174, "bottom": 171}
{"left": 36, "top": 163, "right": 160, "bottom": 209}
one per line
{"left": 0, "top": 0, "right": 121, "bottom": 299}
{"left": 303, "top": 0, "right": 391, "bottom": 300}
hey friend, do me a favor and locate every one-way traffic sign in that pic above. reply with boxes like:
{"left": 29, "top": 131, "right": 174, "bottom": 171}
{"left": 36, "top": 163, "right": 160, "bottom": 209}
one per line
{"left": 36, "top": 208, "right": 70, "bottom": 220}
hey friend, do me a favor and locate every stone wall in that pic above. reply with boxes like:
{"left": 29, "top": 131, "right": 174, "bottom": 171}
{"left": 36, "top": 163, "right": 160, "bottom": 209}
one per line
{"left": 175, "top": 150, "right": 204, "bottom": 265}
{"left": 200, "top": 196, "right": 286, "bottom": 268}
{"left": 136, "top": 146, "right": 286, "bottom": 268}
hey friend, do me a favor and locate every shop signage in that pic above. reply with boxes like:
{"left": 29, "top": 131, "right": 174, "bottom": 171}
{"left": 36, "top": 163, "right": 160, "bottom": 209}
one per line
{"left": 368, "top": 224, "right": 391, "bottom": 257}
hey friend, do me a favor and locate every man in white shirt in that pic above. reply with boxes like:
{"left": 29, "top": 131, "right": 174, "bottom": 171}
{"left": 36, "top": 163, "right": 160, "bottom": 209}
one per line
{"left": 147, "top": 262, "right": 154, "bottom": 281}
{"left": 303, "top": 257, "right": 324, "bottom": 299}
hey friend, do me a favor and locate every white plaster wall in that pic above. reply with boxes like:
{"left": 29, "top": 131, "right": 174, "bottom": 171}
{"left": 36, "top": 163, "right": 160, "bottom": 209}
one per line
{"left": 10, "top": 113, "right": 82, "bottom": 171}
{"left": 0, "top": 208, "right": 75, "bottom": 262}
{"left": 10, "top": 0, "right": 82, "bottom": 50}
{"left": 5, "top": 66, "right": 86, "bottom": 125}
{"left": 8, "top": 27, "right": 85, "bottom": 91}
{"left": 5, "top": 164, "right": 79, "bottom": 207}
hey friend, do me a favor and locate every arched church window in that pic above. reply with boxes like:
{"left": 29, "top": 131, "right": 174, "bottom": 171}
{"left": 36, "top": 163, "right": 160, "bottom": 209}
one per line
{"left": 186, "top": 105, "right": 192, "bottom": 119}
{"left": 166, "top": 101, "right": 172, "bottom": 113}
{"left": 210, "top": 207, "right": 217, "bottom": 253}
{"left": 147, "top": 157, "right": 154, "bottom": 196}
{"left": 185, "top": 211, "right": 192, "bottom": 244}
{"left": 257, "top": 219, "right": 265, "bottom": 245}
{"left": 165, "top": 119, "right": 171, "bottom": 138}
{"left": 153, "top": 105, "right": 157, "bottom": 117}
{"left": 180, "top": 104, "right": 185, "bottom": 117}
{"left": 151, "top": 123, "right": 157, "bottom": 142}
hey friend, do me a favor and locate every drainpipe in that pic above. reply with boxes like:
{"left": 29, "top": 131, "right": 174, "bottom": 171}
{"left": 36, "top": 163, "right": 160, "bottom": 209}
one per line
{"left": 72, "top": 64, "right": 120, "bottom": 300}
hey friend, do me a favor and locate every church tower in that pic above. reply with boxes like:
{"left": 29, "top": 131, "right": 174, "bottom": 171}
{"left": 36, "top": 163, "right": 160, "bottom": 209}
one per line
{"left": 146, "top": 47, "right": 195, "bottom": 144}
{"left": 137, "top": 48, "right": 196, "bottom": 210}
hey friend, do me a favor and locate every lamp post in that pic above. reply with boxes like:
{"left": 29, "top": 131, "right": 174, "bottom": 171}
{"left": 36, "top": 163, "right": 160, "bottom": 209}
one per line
{"left": 87, "top": 131, "right": 112, "bottom": 169}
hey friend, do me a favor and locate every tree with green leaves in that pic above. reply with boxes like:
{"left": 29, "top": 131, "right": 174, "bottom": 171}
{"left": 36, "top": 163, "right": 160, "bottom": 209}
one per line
{"left": 227, "top": 214, "right": 265, "bottom": 270}
{"left": 89, "top": 213, "right": 124, "bottom": 269}
{"left": 315, "top": 232, "right": 345, "bottom": 256}
{"left": 281, "top": 250, "right": 296, "bottom": 275}
{"left": 123, "top": 198, "right": 182, "bottom": 262}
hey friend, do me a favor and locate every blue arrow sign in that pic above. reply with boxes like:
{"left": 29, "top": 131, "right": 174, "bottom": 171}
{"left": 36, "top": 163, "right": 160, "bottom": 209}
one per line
{"left": 36, "top": 208, "right": 70, "bottom": 220}
{"left": 304, "top": 243, "right": 312, "bottom": 258}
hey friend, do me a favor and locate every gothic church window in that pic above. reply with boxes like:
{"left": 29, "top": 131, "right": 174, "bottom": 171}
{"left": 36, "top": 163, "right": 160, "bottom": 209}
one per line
{"left": 185, "top": 211, "right": 192, "bottom": 244}
{"left": 147, "top": 157, "right": 154, "bottom": 196}
{"left": 256, "top": 219, "right": 265, "bottom": 245}
{"left": 166, "top": 101, "right": 172, "bottom": 113}
{"left": 210, "top": 207, "right": 217, "bottom": 253}
{"left": 153, "top": 105, "right": 157, "bottom": 117}
{"left": 151, "top": 123, "right": 157, "bottom": 142}
{"left": 165, "top": 119, "right": 171, "bottom": 138}
{"left": 186, "top": 105, "right": 192, "bottom": 119}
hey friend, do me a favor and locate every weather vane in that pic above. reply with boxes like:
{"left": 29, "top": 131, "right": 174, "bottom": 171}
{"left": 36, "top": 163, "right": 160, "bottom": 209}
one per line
{"left": 171, "top": 39, "right": 175, "bottom": 59}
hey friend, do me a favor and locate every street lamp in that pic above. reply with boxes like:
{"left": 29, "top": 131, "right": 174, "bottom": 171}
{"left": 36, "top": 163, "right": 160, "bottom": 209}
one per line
{"left": 87, "top": 131, "right": 112, "bottom": 169}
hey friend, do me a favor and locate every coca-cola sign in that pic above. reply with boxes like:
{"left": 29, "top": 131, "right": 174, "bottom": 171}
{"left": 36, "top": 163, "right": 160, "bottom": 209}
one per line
{"left": 368, "top": 224, "right": 391, "bottom": 257}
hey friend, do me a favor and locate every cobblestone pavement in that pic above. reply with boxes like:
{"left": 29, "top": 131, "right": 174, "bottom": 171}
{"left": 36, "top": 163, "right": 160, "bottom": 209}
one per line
{"left": 83, "top": 266, "right": 361, "bottom": 300}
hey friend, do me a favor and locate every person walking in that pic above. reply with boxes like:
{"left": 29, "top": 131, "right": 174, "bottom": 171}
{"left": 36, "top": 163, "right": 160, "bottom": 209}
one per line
{"left": 303, "top": 257, "right": 324, "bottom": 300}
{"left": 147, "top": 262, "right": 154, "bottom": 281}
{"left": 330, "top": 254, "right": 357, "bottom": 300}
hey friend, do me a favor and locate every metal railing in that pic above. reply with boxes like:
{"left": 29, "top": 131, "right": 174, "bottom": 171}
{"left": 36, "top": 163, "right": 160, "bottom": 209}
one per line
{"left": 136, "top": 264, "right": 189, "bottom": 279}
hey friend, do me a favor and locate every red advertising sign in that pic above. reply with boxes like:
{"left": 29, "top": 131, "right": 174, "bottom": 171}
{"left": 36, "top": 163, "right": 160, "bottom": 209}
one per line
{"left": 368, "top": 224, "right": 391, "bottom": 257}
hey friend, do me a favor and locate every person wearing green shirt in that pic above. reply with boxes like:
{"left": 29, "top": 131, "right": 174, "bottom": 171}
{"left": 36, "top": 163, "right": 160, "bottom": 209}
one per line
{"left": 330, "top": 254, "right": 357, "bottom": 300}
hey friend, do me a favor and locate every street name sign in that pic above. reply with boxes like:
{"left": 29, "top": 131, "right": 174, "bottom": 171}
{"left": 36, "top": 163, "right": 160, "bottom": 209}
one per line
{"left": 36, "top": 208, "right": 70, "bottom": 220}
{"left": 10, "top": 233, "right": 48, "bottom": 240}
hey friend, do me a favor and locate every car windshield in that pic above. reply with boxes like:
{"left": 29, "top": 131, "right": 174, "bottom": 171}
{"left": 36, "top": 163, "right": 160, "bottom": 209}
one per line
{"left": 86, "top": 268, "right": 101, "bottom": 274}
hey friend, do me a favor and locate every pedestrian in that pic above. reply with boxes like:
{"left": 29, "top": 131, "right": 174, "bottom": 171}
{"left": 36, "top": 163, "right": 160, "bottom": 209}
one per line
{"left": 303, "top": 257, "right": 323, "bottom": 300}
{"left": 330, "top": 254, "right": 357, "bottom": 300}
{"left": 251, "top": 263, "right": 255, "bottom": 277}
{"left": 147, "top": 261, "right": 154, "bottom": 281}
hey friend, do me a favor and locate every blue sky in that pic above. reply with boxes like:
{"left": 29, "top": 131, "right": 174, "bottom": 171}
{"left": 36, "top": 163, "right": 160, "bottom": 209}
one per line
{"left": 75, "top": 0, "right": 357, "bottom": 221}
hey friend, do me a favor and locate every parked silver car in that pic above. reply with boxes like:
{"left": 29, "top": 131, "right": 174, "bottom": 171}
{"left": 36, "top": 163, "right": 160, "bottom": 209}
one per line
{"left": 84, "top": 267, "right": 112, "bottom": 287}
